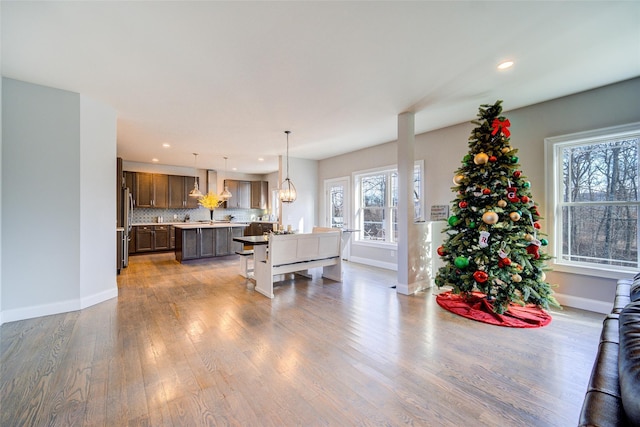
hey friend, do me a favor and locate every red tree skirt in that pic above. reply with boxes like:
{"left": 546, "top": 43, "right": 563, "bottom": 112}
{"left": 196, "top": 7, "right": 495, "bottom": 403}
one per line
{"left": 436, "top": 291, "right": 552, "bottom": 328}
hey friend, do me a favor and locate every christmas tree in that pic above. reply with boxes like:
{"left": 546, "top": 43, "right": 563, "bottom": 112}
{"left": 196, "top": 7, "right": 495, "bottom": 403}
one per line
{"left": 434, "top": 100, "right": 560, "bottom": 314}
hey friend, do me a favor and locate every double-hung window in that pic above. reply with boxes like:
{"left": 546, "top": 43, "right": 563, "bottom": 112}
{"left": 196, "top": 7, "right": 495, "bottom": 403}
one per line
{"left": 545, "top": 123, "right": 640, "bottom": 276}
{"left": 354, "top": 162, "right": 423, "bottom": 244}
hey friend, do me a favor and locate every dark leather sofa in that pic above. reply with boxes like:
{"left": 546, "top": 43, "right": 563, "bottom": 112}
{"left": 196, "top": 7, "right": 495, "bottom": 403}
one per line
{"left": 578, "top": 274, "right": 640, "bottom": 426}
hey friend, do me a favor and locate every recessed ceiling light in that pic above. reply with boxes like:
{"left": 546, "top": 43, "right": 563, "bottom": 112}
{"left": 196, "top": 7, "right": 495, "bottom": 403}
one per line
{"left": 258, "top": 157, "right": 264, "bottom": 162}
{"left": 152, "top": 158, "right": 159, "bottom": 162}
{"left": 232, "top": 167, "right": 237, "bottom": 171}
{"left": 162, "top": 143, "right": 170, "bottom": 148}
{"left": 498, "top": 60, "right": 514, "bottom": 70}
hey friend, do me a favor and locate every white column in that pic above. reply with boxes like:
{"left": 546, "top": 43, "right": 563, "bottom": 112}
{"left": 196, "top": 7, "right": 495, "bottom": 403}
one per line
{"left": 396, "top": 112, "right": 415, "bottom": 293}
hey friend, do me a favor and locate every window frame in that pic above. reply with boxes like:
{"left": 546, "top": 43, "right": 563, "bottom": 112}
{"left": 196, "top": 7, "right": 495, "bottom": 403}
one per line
{"left": 353, "top": 161, "right": 423, "bottom": 247}
{"left": 545, "top": 122, "right": 640, "bottom": 279}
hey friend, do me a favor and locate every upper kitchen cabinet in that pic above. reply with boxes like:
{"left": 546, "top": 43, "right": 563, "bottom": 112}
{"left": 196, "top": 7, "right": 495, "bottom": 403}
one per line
{"left": 251, "top": 181, "right": 269, "bottom": 209}
{"left": 124, "top": 171, "right": 136, "bottom": 199}
{"left": 224, "top": 180, "right": 251, "bottom": 209}
{"left": 135, "top": 173, "right": 168, "bottom": 208}
{"left": 169, "top": 175, "right": 200, "bottom": 209}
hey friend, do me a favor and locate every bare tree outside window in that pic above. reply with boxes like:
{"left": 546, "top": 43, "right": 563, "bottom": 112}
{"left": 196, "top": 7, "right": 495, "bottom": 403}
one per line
{"left": 355, "top": 163, "right": 423, "bottom": 244}
{"left": 559, "top": 134, "right": 639, "bottom": 268}
{"left": 362, "top": 174, "right": 386, "bottom": 240}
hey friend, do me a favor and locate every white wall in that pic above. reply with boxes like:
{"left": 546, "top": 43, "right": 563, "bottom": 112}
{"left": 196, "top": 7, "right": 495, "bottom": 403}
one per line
{"left": 318, "top": 77, "right": 640, "bottom": 312}
{"left": 80, "top": 95, "right": 118, "bottom": 306}
{"left": 280, "top": 156, "right": 318, "bottom": 233}
{"left": 1, "top": 78, "right": 117, "bottom": 324}
{"left": 0, "top": 8, "right": 3, "bottom": 324}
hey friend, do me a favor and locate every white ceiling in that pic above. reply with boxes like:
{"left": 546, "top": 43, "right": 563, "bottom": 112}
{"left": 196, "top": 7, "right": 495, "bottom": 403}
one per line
{"left": 3, "top": 1, "right": 639, "bottom": 174}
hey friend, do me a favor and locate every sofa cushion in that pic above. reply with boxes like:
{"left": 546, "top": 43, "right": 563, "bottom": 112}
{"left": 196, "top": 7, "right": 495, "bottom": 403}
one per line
{"left": 619, "top": 300, "right": 640, "bottom": 426}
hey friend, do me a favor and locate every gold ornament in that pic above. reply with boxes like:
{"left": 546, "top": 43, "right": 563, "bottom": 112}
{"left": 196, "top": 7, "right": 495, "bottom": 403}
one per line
{"left": 497, "top": 199, "right": 507, "bottom": 208}
{"left": 512, "top": 273, "right": 522, "bottom": 283}
{"left": 501, "top": 146, "right": 511, "bottom": 154}
{"left": 453, "top": 174, "right": 465, "bottom": 185}
{"left": 474, "top": 152, "right": 489, "bottom": 165}
{"left": 540, "top": 271, "right": 546, "bottom": 281}
{"left": 525, "top": 233, "right": 534, "bottom": 241}
{"left": 509, "top": 212, "right": 521, "bottom": 221}
{"left": 482, "top": 211, "right": 499, "bottom": 224}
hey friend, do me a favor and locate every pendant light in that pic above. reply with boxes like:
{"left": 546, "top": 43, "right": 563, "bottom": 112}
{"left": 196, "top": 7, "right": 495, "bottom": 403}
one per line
{"left": 220, "top": 156, "right": 232, "bottom": 200}
{"left": 189, "top": 153, "right": 204, "bottom": 197}
{"left": 279, "top": 130, "right": 297, "bottom": 203}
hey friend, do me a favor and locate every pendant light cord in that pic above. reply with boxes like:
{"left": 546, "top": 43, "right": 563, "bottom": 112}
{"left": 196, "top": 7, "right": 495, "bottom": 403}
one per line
{"left": 285, "top": 130, "right": 291, "bottom": 179}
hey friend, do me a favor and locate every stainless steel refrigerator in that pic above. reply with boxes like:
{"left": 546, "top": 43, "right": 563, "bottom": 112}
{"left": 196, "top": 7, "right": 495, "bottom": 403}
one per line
{"left": 121, "top": 187, "right": 132, "bottom": 268}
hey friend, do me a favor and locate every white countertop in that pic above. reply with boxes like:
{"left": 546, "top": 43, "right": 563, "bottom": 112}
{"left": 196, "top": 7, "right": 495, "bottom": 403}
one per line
{"left": 172, "top": 222, "right": 248, "bottom": 229}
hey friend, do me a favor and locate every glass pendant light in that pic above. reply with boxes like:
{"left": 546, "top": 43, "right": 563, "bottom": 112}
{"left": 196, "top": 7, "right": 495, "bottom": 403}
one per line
{"left": 220, "top": 156, "right": 232, "bottom": 200}
{"left": 279, "top": 130, "right": 297, "bottom": 203}
{"left": 189, "top": 153, "right": 204, "bottom": 197}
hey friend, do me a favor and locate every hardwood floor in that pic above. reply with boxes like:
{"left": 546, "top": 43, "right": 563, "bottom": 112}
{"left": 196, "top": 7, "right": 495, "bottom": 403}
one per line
{"left": 1, "top": 252, "right": 603, "bottom": 426}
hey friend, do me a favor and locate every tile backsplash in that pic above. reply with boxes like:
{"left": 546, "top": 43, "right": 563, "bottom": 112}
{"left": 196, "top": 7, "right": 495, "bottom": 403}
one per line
{"left": 132, "top": 207, "right": 269, "bottom": 224}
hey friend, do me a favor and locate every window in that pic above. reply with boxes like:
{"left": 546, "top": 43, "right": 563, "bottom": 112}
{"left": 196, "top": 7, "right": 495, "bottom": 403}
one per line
{"left": 546, "top": 123, "right": 640, "bottom": 275}
{"left": 354, "top": 162, "right": 422, "bottom": 244}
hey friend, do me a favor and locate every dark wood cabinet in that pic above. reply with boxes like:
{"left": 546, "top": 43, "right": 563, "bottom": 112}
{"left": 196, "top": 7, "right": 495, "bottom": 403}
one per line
{"left": 125, "top": 171, "right": 135, "bottom": 194}
{"left": 215, "top": 226, "right": 245, "bottom": 256}
{"left": 230, "top": 226, "right": 244, "bottom": 254}
{"left": 245, "top": 222, "right": 274, "bottom": 236}
{"left": 135, "top": 225, "right": 154, "bottom": 252}
{"left": 200, "top": 228, "right": 216, "bottom": 258}
{"left": 133, "top": 225, "right": 171, "bottom": 252}
{"left": 154, "top": 225, "right": 170, "bottom": 250}
{"left": 224, "top": 180, "right": 251, "bottom": 209}
{"left": 135, "top": 173, "right": 154, "bottom": 208}
{"left": 175, "top": 226, "right": 246, "bottom": 262}
{"left": 169, "top": 175, "right": 186, "bottom": 208}
{"left": 135, "top": 173, "right": 168, "bottom": 208}
{"left": 176, "top": 227, "right": 215, "bottom": 261}
{"left": 251, "top": 181, "right": 269, "bottom": 209}
{"left": 169, "top": 175, "right": 200, "bottom": 209}
{"left": 179, "top": 228, "right": 199, "bottom": 260}
{"left": 185, "top": 178, "right": 200, "bottom": 208}
{"left": 129, "top": 228, "right": 136, "bottom": 254}
{"left": 153, "top": 174, "right": 168, "bottom": 208}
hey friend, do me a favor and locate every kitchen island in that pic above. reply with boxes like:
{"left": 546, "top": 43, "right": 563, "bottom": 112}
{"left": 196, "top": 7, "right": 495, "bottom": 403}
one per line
{"left": 174, "top": 222, "right": 247, "bottom": 263}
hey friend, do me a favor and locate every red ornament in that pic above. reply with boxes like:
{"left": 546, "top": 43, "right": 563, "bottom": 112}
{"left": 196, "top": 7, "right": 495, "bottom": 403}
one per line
{"left": 521, "top": 195, "right": 530, "bottom": 203}
{"left": 473, "top": 270, "right": 489, "bottom": 283}
{"left": 437, "top": 246, "right": 446, "bottom": 256}
{"left": 498, "top": 260, "right": 504, "bottom": 268}
{"left": 527, "top": 244, "right": 540, "bottom": 259}
{"left": 507, "top": 187, "right": 520, "bottom": 203}
{"left": 534, "top": 222, "right": 541, "bottom": 229}
{"left": 502, "top": 257, "right": 512, "bottom": 266}
{"left": 513, "top": 171, "right": 522, "bottom": 178}
{"left": 483, "top": 188, "right": 491, "bottom": 195}
{"left": 459, "top": 201, "right": 468, "bottom": 209}
{"left": 489, "top": 155, "right": 498, "bottom": 163}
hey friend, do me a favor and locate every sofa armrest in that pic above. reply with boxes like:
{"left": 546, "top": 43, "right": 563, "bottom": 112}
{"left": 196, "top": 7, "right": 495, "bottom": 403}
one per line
{"left": 619, "top": 301, "right": 640, "bottom": 426}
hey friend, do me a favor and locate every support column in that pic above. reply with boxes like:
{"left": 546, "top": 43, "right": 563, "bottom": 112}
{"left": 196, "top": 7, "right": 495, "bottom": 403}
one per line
{"left": 396, "top": 112, "right": 415, "bottom": 293}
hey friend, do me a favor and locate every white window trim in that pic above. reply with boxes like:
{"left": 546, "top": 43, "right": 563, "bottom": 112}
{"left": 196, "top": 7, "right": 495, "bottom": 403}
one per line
{"left": 352, "top": 161, "right": 423, "bottom": 248}
{"left": 544, "top": 122, "right": 640, "bottom": 280}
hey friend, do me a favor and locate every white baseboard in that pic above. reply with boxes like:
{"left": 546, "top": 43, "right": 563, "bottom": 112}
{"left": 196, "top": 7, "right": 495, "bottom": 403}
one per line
{"left": 0, "top": 286, "right": 118, "bottom": 325}
{"left": 81, "top": 287, "right": 118, "bottom": 309}
{"left": 396, "top": 280, "right": 431, "bottom": 295}
{"left": 349, "top": 256, "right": 397, "bottom": 271}
{"left": 553, "top": 292, "right": 612, "bottom": 314}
